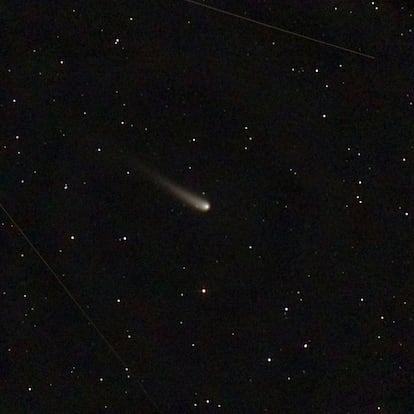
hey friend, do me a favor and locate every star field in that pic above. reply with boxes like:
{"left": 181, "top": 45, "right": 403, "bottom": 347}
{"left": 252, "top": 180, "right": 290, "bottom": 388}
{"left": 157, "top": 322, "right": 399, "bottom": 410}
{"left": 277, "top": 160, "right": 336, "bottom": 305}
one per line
{"left": 1, "top": 1, "right": 413, "bottom": 413}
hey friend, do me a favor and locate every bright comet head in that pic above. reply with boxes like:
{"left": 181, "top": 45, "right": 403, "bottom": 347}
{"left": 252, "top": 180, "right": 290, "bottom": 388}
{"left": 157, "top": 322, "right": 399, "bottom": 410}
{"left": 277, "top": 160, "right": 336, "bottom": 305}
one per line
{"left": 198, "top": 201, "right": 211, "bottom": 212}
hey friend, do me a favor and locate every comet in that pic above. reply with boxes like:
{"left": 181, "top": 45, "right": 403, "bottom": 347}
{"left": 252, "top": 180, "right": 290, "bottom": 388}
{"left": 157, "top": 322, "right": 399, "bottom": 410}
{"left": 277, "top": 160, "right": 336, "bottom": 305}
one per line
{"left": 135, "top": 161, "right": 211, "bottom": 212}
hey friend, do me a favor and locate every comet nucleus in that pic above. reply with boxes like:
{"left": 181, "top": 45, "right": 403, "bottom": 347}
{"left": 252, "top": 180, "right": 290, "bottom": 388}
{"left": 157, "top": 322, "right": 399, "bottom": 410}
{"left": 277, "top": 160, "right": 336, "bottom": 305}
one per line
{"left": 135, "top": 161, "right": 211, "bottom": 212}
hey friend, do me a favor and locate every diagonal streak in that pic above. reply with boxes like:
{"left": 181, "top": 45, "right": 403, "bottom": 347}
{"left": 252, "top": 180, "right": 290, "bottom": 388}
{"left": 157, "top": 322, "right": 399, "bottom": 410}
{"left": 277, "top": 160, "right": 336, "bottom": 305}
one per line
{"left": 184, "top": 0, "right": 375, "bottom": 59}
{"left": 0, "top": 200, "right": 163, "bottom": 413}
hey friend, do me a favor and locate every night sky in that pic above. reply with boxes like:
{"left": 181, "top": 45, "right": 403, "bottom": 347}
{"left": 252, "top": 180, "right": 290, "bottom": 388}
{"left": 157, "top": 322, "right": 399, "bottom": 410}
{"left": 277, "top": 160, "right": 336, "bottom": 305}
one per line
{"left": 1, "top": 1, "right": 413, "bottom": 413}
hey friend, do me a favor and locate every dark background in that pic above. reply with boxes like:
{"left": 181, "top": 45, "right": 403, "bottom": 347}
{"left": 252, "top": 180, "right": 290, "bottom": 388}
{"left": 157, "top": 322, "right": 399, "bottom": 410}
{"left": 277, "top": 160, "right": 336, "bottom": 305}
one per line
{"left": 1, "top": 1, "right": 413, "bottom": 412}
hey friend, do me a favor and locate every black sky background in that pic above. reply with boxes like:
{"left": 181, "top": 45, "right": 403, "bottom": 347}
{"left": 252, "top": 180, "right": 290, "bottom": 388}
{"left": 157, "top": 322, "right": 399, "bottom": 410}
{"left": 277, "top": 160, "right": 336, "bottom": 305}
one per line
{"left": 1, "top": 1, "right": 413, "bottom": 413}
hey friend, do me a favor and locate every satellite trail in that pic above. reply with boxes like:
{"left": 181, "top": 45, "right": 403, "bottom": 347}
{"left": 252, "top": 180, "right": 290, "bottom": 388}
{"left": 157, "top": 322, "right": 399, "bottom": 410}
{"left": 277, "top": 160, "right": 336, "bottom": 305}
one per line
{"left": 184, "top": 0, "right": 375, "bottom": 59}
